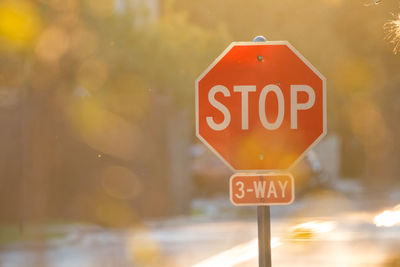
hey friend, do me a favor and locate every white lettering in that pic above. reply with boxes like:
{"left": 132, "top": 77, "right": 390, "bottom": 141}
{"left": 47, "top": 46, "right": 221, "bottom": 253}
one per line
{"left": 259, "top": 84, "right": 284, "bottom": 130}
{"left": 206, "top": 84, "right": 316, "bottom": 131}
{"left": 267, "top": 182, "right": 278, "bottom": 198}
{"left": 234, "top": 85, "right": 256, "bottom": 130}
{"left": 253, "top": 181, "right": 267, "bottom": 198}
{"left": 290, "top": 85, "right": 315, "bottom": 129}
{"left": 206, "top": 85, "right": 231, "bottom": 131}
{"left": 278, "top": 180, "right": 288, "bottom": 198}
{"left": 235, "top": 181, "right": 245, "bottom": 199}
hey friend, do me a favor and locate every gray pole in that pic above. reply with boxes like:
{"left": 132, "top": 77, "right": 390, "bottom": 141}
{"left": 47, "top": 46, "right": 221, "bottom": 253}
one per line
{"left": 253, "top": 35, "right": 272, "bottom": 267}
{"left": 257, "top": 206, "right": 272, "bottom": 267}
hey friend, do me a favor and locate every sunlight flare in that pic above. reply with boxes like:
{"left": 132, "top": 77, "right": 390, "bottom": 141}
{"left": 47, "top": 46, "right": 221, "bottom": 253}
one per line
{"left": 374, "top": 205, "right": 400, "bottom": 227}
{"left": 192, "top": 237, "right": 282, "bottom": 267}
{"left": 384, "top": 13, "right": 400, "bottom": 54}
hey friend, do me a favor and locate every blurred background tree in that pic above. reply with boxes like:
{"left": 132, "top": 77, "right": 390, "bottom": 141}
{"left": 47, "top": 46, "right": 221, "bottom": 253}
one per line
{"left": 0, "top": 0, "right": 229, "bottom": 226}
{"left": 0, "top": 0, "right": 400, "bottom": 227}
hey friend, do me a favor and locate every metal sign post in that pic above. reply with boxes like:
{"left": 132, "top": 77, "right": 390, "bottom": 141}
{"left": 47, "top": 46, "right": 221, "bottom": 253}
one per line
{"left": 253, "top": 35, "right": 272, "bottom": 267}
{"left": 257, "top": 206, "right": 272, "bottom": 267}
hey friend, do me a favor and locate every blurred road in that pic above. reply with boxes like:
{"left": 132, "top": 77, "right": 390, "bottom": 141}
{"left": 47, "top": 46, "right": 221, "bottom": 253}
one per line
{"left": 1, "top": 190, "right": 400, "bottom": 267}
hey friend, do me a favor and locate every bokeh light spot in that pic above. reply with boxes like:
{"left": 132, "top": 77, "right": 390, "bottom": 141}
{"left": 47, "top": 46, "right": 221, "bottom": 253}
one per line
{"left": 0, "top": 0, "right": 41, "bottom": 47}
{"left": 65, "top": 99, "right": 141, "bottom": 160}
{"left": 128, "top": 232, "right": 161, "bottom": 265}
{"left": 35, "top": 26, "right": 70, "bottom": 63}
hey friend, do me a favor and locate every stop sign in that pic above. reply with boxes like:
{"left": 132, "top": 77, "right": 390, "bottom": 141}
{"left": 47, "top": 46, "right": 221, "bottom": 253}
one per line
{"left": 195, "top": 41, "right": 326, "bottom": 171}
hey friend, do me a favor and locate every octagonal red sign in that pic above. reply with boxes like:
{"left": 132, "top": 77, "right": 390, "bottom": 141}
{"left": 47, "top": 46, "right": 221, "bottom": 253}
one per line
{"left": 195, "top": 41, "right": 326, "bottom": 171}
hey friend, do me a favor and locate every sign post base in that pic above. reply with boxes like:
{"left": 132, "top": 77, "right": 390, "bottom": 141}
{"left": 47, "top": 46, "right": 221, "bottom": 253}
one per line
{"left": 257, "top": 206, "right": 272, "bottom": 267}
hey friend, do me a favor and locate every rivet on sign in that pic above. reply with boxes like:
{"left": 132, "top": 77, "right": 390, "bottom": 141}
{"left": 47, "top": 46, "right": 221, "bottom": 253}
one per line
{"left": 257, "top": 55, "right": 263, "bottom": 61}
{"left": 259, "top": 154, "right": 264, "bottom": 160}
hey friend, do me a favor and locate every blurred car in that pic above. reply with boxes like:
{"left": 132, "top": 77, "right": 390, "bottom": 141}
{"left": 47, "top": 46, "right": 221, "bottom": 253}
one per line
{"left": 190, "top": 143, "right": 333, "bottom": 197}
{"left": 288, "top": 220, "right": 336, "bottom": 242}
